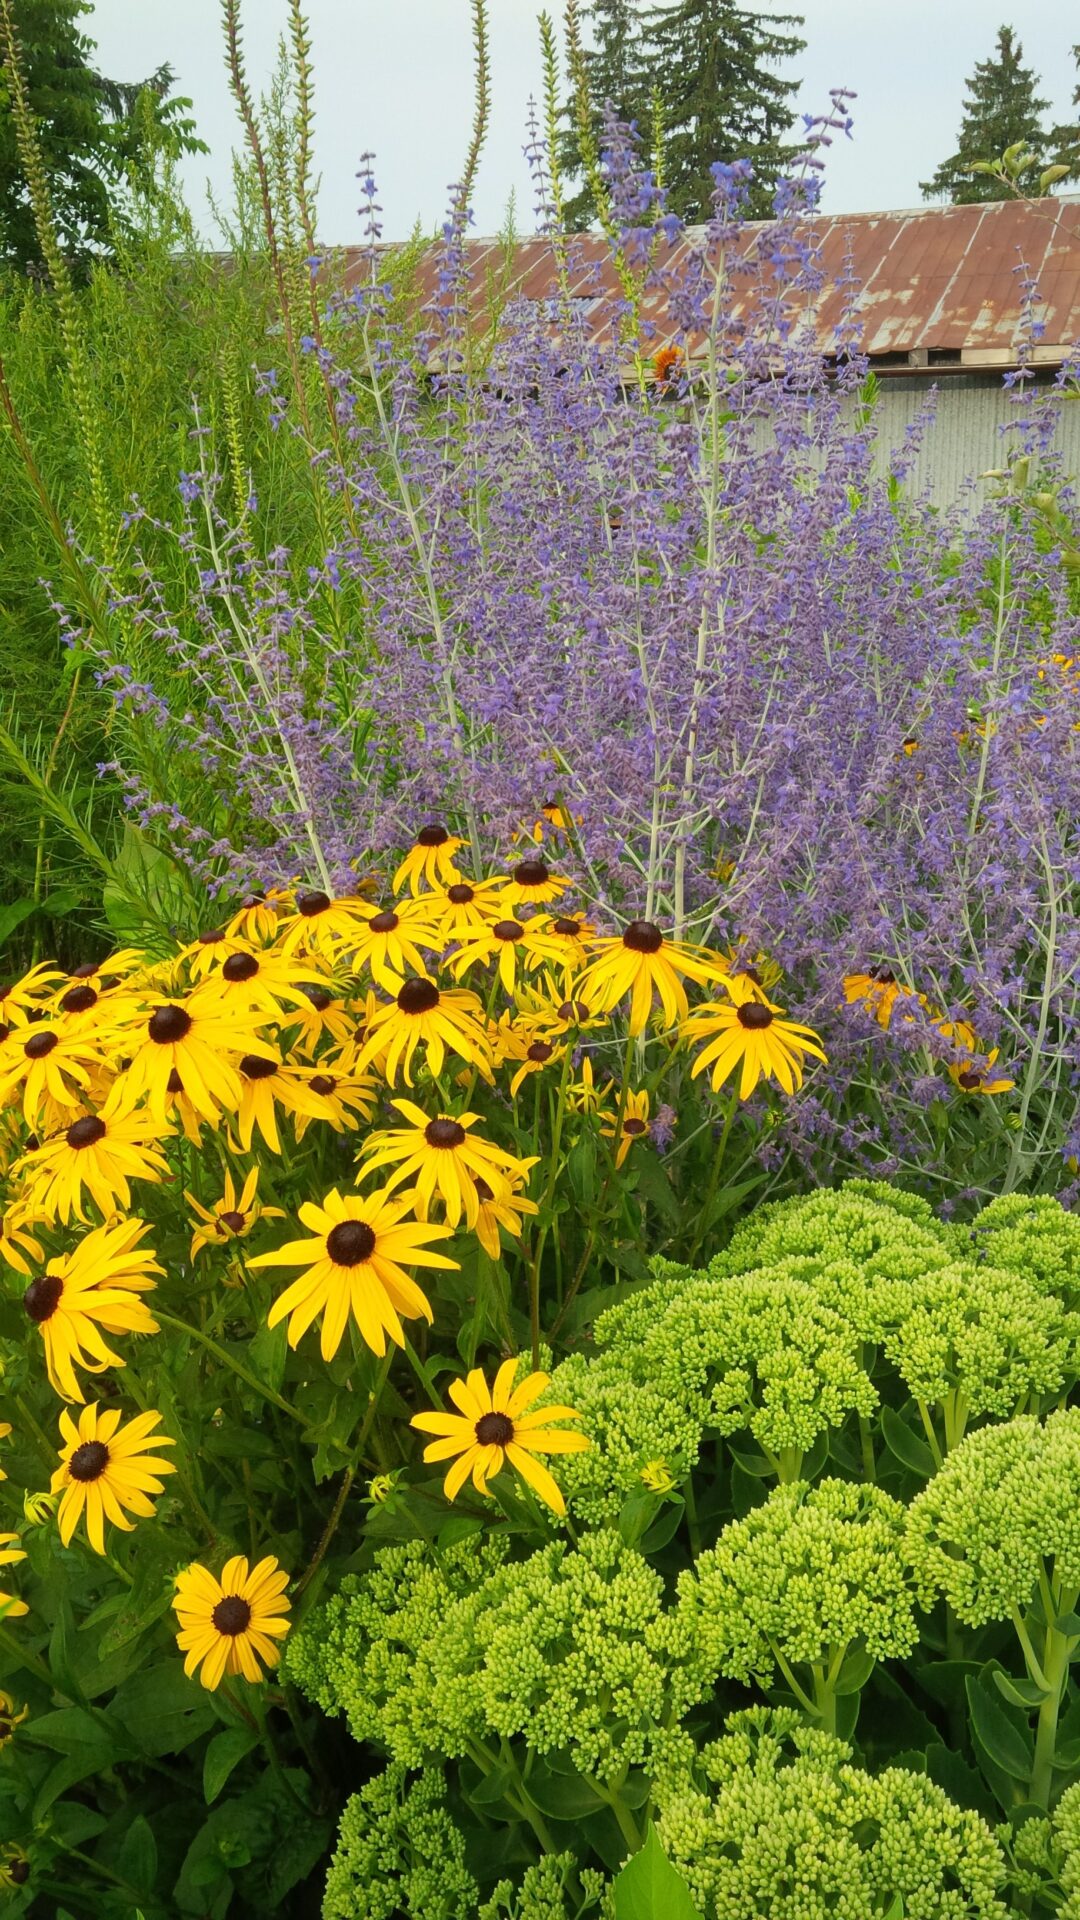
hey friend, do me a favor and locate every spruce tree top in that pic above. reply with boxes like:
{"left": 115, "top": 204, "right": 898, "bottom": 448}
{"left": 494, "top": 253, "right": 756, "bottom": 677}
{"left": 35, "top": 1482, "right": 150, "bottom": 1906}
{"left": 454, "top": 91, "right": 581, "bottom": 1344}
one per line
{"left": 920, "top": 24, "right": 1049, "bottom": 205}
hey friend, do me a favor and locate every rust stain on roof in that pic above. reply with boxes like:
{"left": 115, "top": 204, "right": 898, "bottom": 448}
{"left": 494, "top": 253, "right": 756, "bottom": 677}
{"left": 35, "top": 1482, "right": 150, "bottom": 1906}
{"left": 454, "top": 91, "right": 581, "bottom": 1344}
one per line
{"left": 347, "top": 198, "right": 1080, "bottom": 371}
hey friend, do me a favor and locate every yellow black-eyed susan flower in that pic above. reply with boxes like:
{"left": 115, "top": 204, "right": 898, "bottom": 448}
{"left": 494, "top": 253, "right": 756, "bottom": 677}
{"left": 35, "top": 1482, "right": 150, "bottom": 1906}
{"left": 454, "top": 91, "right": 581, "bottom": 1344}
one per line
{"left": 346, "top": 900, "right": 445, "bottom": 991}
{"left": 194, "top": 945, "right": 328, "bottom": 1023}
{"left": 186, "top": 1166, "right": 285, "bottom": 1259}
{"left": 0, "top": 1020, "right": 107, "bottom": 1129}
{"left": 359, "top": 1100, "right": 533, "bottom": 1230}
{"left": 683, "top": 995, "right": 826, "bottom": 1099}
{"left": 411, "top": 1359, "right": 588, "bottom": 1514}
{"left": 14, "top": 1093, "right": 170, "bottom": 1225}
{"left": 0, "top": 1535, "right": 27, "bottom": 1619}
{"left": 473, "top": 1172, "right": 538, "bottom": 1260}
{"left": 22, "top": 1217, "right": 161, "bottom": 1402}
{"left": 275, "top": 888, "right": 376, "bottom": 959}
{"left": 248, "top": 1186, "right": 456, "bottom": 1359}
{"left": 509, "top": 1034, "right": 566, "bottom": 1098}
{"left": 842, "top": 966, "right": 907, "bottom": 1030}
{"left": 499, "top": 857, "right": 571, "bottom": 910}
{"left": 353, "top": 975, "right": 492, "bottom": 1087}
{"left": 225, "top": 886, "right": 295, "bottom": 944}
{"left": 600, "top": 1088, "right": 652, "bottom": 1167}
{"left": 947, "top": 1052, "right": 1015, "bottom": 1097}
{"left": 173, "top": 1554, "right": 291, "bottom": 1689}
{"left": 426, "top": 874, "right": 508, "bottom": 940}
{"left": 448, "top": 915, "right": 569, "bottom": 995}
{"left": 116, "top": 990, "right": 273, "bottom": 1129}
{"left": 393, "top": 825, "right": 468, "bottom": 896}
{"left": 0, "top": 1208, "right": 43, "bottom": 1277}
{"left": 291, "top": 1064, "right": 378, "bottom": 1139}
{"left": 229, "top": 1054, "right": 337, "bottom": 1155}
{"left": 51, "top": 1404, "right": 176, "bottom": 1556}
{"left": 578, "top": 920, "right": 732, "bottom": 1036}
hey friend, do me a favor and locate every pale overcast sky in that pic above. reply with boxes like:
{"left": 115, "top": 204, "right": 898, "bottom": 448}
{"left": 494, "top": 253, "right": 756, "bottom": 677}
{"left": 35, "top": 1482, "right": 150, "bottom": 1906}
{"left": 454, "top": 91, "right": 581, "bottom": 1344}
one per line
{"left": 84, "top": 0, "right": 1076, "bottom": 242}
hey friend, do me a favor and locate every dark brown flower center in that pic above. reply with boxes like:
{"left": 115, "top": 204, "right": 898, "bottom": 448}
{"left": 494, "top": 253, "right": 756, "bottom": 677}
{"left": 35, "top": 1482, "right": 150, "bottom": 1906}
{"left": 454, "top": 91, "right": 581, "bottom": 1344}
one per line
{"left": 222, "top": 952, "right": 259, "bottom": 982}
{"left": 0, "top": 1024, "right": 8, "bottom": 1045}
{"left": 70, "top": 962, "right": 98, "bottom": 980}
{"left": 475, "top": 1411, "right": 514, "bottom": 1446}
{"left": 957, "top": 1069, "right": 982, "bottom": 1090}
{"left": 474, "top": 1176, "right": 494, "bottom": 1203}
{"left": 23, "top": 1031, "right": 57, "bottom": 1059}
{"left": 219, "top": 1210, "right": 247, "bottom": 1233}
{"left": 425, "top": 1117, "right": 467, "bottom": 1149}
{"left": 417, "top": 824, "right": 449, "bottom": 847}
{"left": 369, "top": 910, "right": 399, "bottom": 934}
{"left": 737, "top": 1002, "right": 774, "bottom": 1030}
{"left": 68, "top": 1440, "right": 109, "bottom": 1482}
{"left": 59, "top": 985, "right": 97, "bottom": 1014}
{"left": 398, "top": 976, "right": 439, "bottom": 1014}
{"left": 513, "top": 858, "right": 549, "bottom": 886}
{"left": 240, "top": 891, "right": 266, "bottom": 909}
{"left": 552, "top": 918, "right": 581, "bottom": 937}
{"left": 527, "top": 1041, "right": 555, "bottom": 1063}
{"left": 623, "top": 920, "right": 663, "bottom": 954}
{"left": 558, "top": 999, "right": 589, "bottom": 1023}
{"left": 212, "top": 1595, "right": 252, "bottom": 1636}
{"left": 309, "top": 1074, "right": 337, "bottom": 1096}
{"left": 624, "top": 1117, "right": 648, "bottom": 1136}
{"left": 326, "top": 1219, "right": 377, "bottom": 1265}
{"left": 66, "top": 1115, "right": 106, "bottom": 1150}
{"left": 198, "top": 926, "right": 227, "bottom": 945}
{"left": 240, "top": 1055, "right": 278, "bottom": 1080}
{"left": 9, "top": 1860, "right": 28, "bottom": 1886}
{"left": 297, "top": 890, "right": 331, "bottom": 917}
{"left": 493, "top": 918, "right": 524, "bottom": 942}
{"left": 23, "top": 1273, "right": 62, "bottom": 1323}
{"left": 148, "top": 1005, "right": 192, "bottom": 1045}
{"left": 743, "top": 966, "right": 762, "bottom": 985}
{"left": 869, "top": 966, "right": 895, "bottom": 984}
{"left": 166, "top": 1068, "right": 185, "bottom": 1094}
{"left": 303, "top": 985, "right": 333, "bottom": 1010}
{"left": 446, "top": 883, "right": 474, "bottom": 904}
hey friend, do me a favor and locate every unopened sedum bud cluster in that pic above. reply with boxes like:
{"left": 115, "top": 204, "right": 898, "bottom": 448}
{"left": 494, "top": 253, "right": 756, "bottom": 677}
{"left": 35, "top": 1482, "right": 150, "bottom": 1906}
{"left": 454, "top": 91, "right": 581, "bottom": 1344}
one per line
{"left": 286, "top": 1183, "right": 1080, "bottom": 1917}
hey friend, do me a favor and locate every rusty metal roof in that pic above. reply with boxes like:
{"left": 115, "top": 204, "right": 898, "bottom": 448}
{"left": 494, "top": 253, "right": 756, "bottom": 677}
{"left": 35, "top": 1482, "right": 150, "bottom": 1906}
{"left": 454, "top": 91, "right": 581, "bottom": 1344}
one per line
{"left": 345, "top": 197, "right": 1080, "bottom": 373}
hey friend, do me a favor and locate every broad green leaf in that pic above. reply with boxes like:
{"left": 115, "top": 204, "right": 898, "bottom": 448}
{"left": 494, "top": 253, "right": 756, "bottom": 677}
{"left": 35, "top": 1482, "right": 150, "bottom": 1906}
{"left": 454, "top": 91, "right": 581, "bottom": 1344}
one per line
{"left": 993, "top": 1670, "right": 1045, "bottom": 1710}
{"left": 525, "top": 1760, "right": 607, "bottom": 1818}
{"left": 117, "top": 1814, "right": 158, "bottom": 1892}
{"left": 880, "top": 1406, "right": 935, "bottom": 1478}
{"left": 966, "top": 1672, "right": 1034, "bottom": 1781}
{"left": 0, "top": 897, "right": 39, "bottom": 947}
{"left": 203, "top": 1726, "right": 259, "bottom": 1804}
{"left": 613, "top": 1826, "right": 703, "bottom": 1920}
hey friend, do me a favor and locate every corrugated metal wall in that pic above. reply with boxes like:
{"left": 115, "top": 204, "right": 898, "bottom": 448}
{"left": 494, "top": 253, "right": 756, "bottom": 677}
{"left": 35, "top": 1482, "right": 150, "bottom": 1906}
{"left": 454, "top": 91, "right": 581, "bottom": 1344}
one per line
{"left": 863, "top": 378, "right": 1080, "bottom": 511}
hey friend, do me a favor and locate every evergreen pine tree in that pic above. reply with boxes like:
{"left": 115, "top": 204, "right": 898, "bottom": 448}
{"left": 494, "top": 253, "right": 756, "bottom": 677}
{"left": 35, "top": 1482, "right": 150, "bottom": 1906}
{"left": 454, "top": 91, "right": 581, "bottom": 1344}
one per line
{"left": 0, "top": 0, "right": 202, "bottom": 273}
{"left": 920, "top": 25, "right": 1049, "bottom": 204}
{"left": 640, "top": 0, "right": 806, "bottom": 224}
{"left": 560, "top": 0, "right": 651, "bottom": 230}
{"left": 1048, "top": 43, "right": 1080, "bottom": 184}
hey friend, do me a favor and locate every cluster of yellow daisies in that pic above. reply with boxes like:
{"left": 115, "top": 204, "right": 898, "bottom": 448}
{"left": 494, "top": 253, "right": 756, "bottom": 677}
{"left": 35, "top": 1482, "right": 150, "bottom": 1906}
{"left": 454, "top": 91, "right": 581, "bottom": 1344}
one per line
{"left": 842, "top": 967, "right": 1013, "bottom": 1097}
{"left": 0, "top": 823, "right": 828, "bottom": 1687}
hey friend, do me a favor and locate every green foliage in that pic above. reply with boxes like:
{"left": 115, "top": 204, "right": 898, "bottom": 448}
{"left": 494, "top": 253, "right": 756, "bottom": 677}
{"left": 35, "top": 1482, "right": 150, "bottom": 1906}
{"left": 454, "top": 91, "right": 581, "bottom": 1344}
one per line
{"left": 638, "top": 0, "right": 805, "bottom": 222}
{"left": 0, "top": 0, "right": 202, "bottom": 273}
{"left": 920, "top": 26, "right": 1050, "bottom": 204}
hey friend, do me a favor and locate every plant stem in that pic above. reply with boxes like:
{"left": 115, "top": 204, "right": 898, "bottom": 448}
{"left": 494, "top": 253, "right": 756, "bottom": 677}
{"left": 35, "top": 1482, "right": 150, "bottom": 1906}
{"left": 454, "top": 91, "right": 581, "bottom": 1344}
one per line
{"left": 154, "top": 1308, "right": 305, "bottom": 1424}
{"left": 1031, "top": 1623, "right": 1071, "bottom": 1809}
{"left": 688, "top": 1084, "right": 740, "bottom": 1265}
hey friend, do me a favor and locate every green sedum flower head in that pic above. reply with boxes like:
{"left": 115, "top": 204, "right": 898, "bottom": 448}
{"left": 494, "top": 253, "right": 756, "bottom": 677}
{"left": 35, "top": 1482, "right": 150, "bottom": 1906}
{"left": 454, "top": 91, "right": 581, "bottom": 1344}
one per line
{"left": 676, "top": 1478, "right": 918, "bottom": 1698}
{"left": 956, "top": 1192, "right": 1080, "bottom": 1304}
{"left": 881, "top": 1258, "right": 1077, "bottom": 1428}
{"left": 321, "top": 1762, "right": 478, "bottom": 1920}
{"left": 654, "top": 1708, "right": 1007, "bottom": 1919}
{"left": 907, "top": 1409, "right": 1080, "bottom": 1626}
